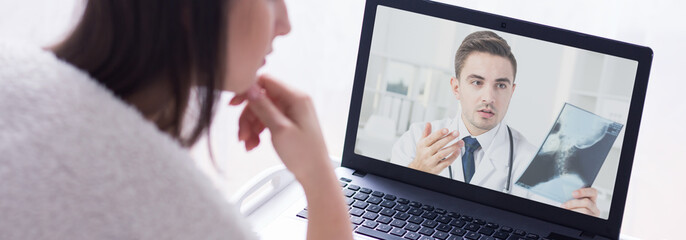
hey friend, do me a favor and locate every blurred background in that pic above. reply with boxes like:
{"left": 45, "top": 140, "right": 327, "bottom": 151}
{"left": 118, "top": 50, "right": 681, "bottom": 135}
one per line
{"left": 1, "top": 0, "right": 683, "bottom": 238}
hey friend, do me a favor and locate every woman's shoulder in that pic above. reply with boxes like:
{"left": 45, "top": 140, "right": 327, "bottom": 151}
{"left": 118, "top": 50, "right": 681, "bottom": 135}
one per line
{"left": 0, "top": 41, "right": 256, "bottom": 239}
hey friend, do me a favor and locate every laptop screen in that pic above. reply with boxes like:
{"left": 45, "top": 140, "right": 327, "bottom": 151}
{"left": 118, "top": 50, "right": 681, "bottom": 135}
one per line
{"left": 353, "top": 5, "right": 639, "bottom": 220}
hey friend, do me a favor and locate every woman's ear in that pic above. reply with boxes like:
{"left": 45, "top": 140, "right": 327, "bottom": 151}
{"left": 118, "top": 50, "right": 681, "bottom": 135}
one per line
{"left": 450, "top": 77, "right": 460, "bottom": 100}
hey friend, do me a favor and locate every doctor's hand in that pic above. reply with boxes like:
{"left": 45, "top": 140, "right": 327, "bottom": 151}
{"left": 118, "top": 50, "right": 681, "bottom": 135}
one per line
{"left": 562, "top": 187, "right": 600, "bottom": 217}
{"left": 408, "top": 123, "right": 464, "bottom": 175}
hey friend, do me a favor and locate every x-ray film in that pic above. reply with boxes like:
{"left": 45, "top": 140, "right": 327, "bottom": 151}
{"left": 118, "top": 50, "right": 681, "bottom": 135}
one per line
{"left": 515, "top": 103, "right": 623, "bottom": 203}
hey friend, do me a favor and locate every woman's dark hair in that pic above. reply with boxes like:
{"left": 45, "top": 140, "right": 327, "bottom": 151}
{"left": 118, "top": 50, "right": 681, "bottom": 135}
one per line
{"left": 52, "top": 0, "right": 228, "bottom": 147}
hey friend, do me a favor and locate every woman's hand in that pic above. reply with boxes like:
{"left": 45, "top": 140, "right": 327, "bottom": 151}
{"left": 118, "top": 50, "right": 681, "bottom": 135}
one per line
{"left": 230, "top": 74, "right": 330, "bottom": 179}
{"left": 230, "top": 74, "right": 352, "bottom": 240}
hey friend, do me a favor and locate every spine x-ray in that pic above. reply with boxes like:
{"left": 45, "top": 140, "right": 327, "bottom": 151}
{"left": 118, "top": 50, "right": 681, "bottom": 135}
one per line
{"left": 516, "top": 103, "right": 623, "bottom": 203}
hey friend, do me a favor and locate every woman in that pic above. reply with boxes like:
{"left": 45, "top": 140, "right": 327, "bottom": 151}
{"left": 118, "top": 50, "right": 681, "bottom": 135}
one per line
{"left": 0, "top": 0, "right": 352, "bottom": 239}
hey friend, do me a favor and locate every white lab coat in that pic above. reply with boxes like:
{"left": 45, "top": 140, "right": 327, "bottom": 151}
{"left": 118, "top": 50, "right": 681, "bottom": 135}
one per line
{"left": 391, "top": 116, "right": 559, "bottom": 205}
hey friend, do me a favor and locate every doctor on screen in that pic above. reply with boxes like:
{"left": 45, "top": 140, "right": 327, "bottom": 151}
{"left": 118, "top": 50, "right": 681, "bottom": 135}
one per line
{"left": 390, "top": 31, "right": 600, "bottom": 217}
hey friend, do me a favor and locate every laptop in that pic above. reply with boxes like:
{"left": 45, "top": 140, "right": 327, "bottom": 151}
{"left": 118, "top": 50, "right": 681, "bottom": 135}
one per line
{"left": 266, "top": 0, "right": 652, "bottom": 239}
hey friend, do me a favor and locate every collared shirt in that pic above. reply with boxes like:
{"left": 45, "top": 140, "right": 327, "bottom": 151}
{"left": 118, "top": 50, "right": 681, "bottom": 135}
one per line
{"left": 446, "top": 114, "right": 502, "bottom": 176}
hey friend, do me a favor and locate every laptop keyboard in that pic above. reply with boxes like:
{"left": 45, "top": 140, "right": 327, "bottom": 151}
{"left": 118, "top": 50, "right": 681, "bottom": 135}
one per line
{"left": 295, "top": 178, "right": 550, "bottom": 240}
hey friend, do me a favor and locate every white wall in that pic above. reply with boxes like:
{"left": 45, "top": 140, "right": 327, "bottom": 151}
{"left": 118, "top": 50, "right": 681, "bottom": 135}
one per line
{"left": 1, "top": 0, "right": 683, "bottom": 239}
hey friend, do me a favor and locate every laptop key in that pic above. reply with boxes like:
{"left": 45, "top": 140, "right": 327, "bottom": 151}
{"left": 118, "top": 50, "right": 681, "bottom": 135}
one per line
{"left": 405, "top": 232, "right": 421, "bottom": 240}
{"left": 465, "top": 231, "right": 481, "bottom": 240}
{"left": 418, "top": 227, "right": 434, "bottom": 236}
{"left": 340, "top": 182, "right": 347, "bottom": 187}
{"left": 377, "top": 216, "right": 393, "bottom": 224}
{"left": 362, "top": 212, "right": 379, "bottom": 220}
{"left": 408, "top": 208, "right": 424, "bottom": 216}
{"left": 465, "top": 223, "right": 481, "bottom": 231}
{"left": 351, "top": 216, "right": 364, "bottom": 225}
{"left": 340, "top": 177, "right": 352, "bottom": 182}
{"left": 394, "top": 204, "right": 410, "bottom": 212}
{"left": 404, "top": 223, "right": 420, "bottom": 232}
{"left": 513, "top": 229, "right": 526, "bottom": 236}
{"left": 353, "top": 192, "right": 369, "bottom": 201}
{"left": 420, "top": 205, "right": 434, "bottom": 211}
{"left": 367, "top": 204, "right": 382, "bottom": 213}
{"left": 409, "top": 201, "right": 422, "bottom": 208}
{"left": 459, "top": 215, "right": 473, "bottom": 222}
{"left": 359, "top": 187, "right": 373, "bottom": 194}
{"left": 449, "top": 219, "right": 466, "bottom": 228}
{"left": 381, "top": 200, "right": 397, "bottom": 208}
{"left": 381, "top": 208, "right": 397, "bottom": 216}
{"left": 371, "top": 191, "right": 385, "bottom": 197}
{"left": 436, "top": 215, "right": 452, "bottom": 224}
{"left": 397, "top": 198, "right": 410, "bottom": 205}
{"left": 384, "top": 194, "right": 396, "bottom": 201}
{"left": 421, "top": 220, "right": 438, "bottom": 228}
{"left": 363, "top": 220, "right": 379, "bottom": 229}
{"left": 478, "top": 226, "right": 495, "bottom": 236}
{"left": 350, "top": 208, "right": 364, "bottom": 217}
{"left": 434, "top": 208, "right": 447, "bottom": 214}
{"left": 391, "top": 219, "right": 407, "bottom": 228}
{"left": 355, "top": 227, "right": 405, "bottom": 240}
{"left": 418, "top": 236, "right": 433, "bottom": 240}
{"left": 493, "top": 231, "right": 510, "bottom": 239}
{"left": 353, "top": 201, "right": 369, "bottom": 209}
{"left": 367, "top": 196, "right": 383, "bottom": 205}
{"left": 345, "top": 198, "right": 354, "bottom": 206}
{"left": 500, "top": 226, "right": 513, "bottom": 233}
{"left": 343, "top": 189, "right": 356, "bottom": 198}
{"left": 447, "top": 212, "right": 460, "bottom": 218}
{"left": 377, "top": 224, "right": 392, "bottom": 233}
{"left": 436, "top": 223, "right": 452, "bottom": 232}
{"left": 433, "top": 231, "right": 450, "bottom": 240}
{"left": 391, "top": 227, "right": 407, "bottom": 236}
{"left": 348, "top": 184, "right": 360, "bottom": 191}
{"left": 486, "top": 222, "right": 499, "bottom": 229}
{"left": 394, "top": 212, "right": 410, "bottom": 220}
{"left": 421, "top": 211, "right": 438, "bottom": 220}
{"left": 473, "top": 218, "right": 486, "bottom": 225}
{"left": 526, "top": 233, "right": 539, "bottom": 239}
{"left": 449, "top": 228, "right": 466, "bottom": 236}
{"left": 408, "top": 216, "right": 424, "bottom": 224}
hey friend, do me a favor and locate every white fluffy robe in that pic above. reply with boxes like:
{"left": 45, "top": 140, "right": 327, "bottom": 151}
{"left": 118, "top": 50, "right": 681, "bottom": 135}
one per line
{"left": 0, "top": 41, "right": 257, "bottom": 240}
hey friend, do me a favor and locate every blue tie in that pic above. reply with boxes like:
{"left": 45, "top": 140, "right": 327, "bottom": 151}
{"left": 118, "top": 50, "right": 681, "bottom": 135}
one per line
{"left": 462, "top": 136, "right": 480, "bottom": 183}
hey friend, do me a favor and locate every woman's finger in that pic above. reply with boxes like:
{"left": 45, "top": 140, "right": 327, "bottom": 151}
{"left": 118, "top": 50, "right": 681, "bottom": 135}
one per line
{"left": 245, "top": 84, "right": 292, "bottom": 133}
{"left": 237, "top": 107, "right": 253, "bottom": 141}
{"left": 229, "top": 93, "right": 247, "bottom": 106}
{"left": 255, "top": 74, "right": 298, "bottom": 103}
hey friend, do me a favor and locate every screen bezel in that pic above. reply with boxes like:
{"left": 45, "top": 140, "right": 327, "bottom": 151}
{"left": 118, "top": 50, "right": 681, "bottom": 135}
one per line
{"left": 342, "top": 0, "right": 653, "bottom": 238}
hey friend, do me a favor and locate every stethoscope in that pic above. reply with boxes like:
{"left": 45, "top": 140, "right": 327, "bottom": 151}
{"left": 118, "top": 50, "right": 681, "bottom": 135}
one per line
{"left": 447, "top": 126, "right": 515, "bottom": 193}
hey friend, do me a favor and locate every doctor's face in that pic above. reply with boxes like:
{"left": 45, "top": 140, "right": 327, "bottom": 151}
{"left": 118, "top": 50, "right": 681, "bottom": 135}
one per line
{"left": 452, "top": 52, "right": 516, "bottom": 136}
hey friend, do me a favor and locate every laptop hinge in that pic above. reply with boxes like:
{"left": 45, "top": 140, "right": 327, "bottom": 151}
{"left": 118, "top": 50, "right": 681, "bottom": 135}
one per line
{"left": 352, "top": 170, "right": 367, "bottom": 177}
